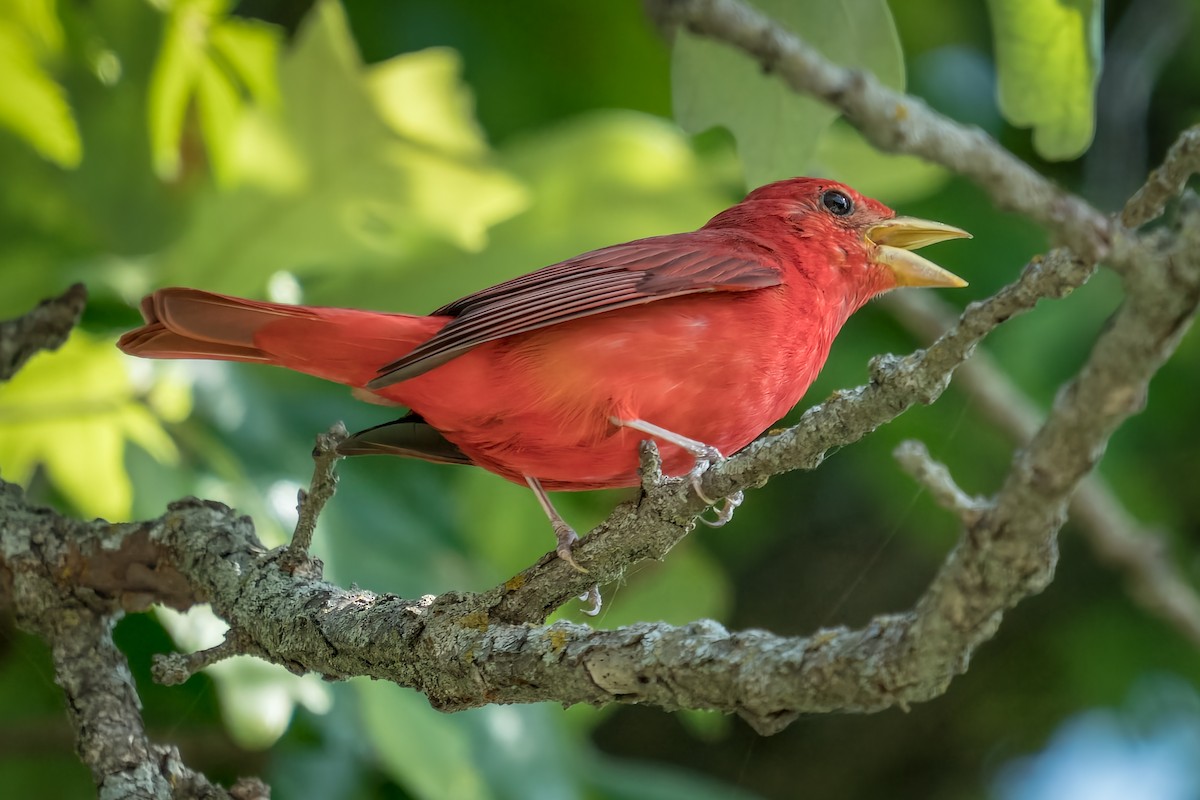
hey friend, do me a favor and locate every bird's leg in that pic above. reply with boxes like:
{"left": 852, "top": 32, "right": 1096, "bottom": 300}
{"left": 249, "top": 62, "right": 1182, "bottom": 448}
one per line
{"left": 610, "top": 417, "right": 745, "bottom": 528}
{"left": 526, "top": 476, "right": 587, "bottom": 573}
{"left": 525, "top": 476, "right": 602, "bottom": 616}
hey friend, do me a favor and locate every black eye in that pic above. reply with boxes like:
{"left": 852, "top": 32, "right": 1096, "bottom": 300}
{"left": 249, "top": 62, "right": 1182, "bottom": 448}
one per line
{"left": 821, "top": 189, "right": 853, "bottom": 216}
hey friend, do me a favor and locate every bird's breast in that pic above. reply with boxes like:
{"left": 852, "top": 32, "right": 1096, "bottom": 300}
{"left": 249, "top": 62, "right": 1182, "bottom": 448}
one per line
{"left": 395, "top": 289, "right": 839, "bottom": 488}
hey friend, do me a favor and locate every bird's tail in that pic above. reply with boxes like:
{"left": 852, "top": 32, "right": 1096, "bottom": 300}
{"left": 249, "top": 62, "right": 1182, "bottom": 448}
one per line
{"left": 118, "top": 288, "right": 445, "bottom": 388}
{"left": 118, "top": 288, "right": 293, "bottom": 363}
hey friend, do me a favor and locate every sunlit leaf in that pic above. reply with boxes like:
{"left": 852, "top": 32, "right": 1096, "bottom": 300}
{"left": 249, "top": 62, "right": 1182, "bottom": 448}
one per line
{"left": 309, "top": 111, "right": 739, "bottom": 311}
{"left": 0, "top": 331, "right": 179, "bottom": 519}
{"left": 146, "top": 0, "right": 281, "bottom": 182}
{"left": 157, "top": 0, "right": 526, "bottom": 294}
{"left": 672, "top": 0, "right": 904, "bottom": 188}
{"left": 5, "top": 0, "right": 64, "bottom": 50}
{"left": 366, "top": 47, "right": 486, "bottom": 158}
{"left": 146, "top": 0, "right": 207, "bottom": 180}
{"left": 194, "top": 53, "right": 241, "bottom": 184}
{"left": 0, "top": 13, "right": 81, "bottom": 167}
{"left": 987, "top": 0, "right": 1101, "bottom": 160}
{"left": 209, "top": 17, "right": 281, "bottom": 107}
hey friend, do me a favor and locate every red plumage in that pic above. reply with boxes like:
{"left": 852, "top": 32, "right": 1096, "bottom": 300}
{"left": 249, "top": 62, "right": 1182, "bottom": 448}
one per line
{"left": 120, "top": 178, "right": 968, "bottom": 493}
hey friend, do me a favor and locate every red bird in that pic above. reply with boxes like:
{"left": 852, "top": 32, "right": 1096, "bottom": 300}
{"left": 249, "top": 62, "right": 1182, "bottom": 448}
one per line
{"left": 120, "top": 178, "right": 968, "bottom": 571}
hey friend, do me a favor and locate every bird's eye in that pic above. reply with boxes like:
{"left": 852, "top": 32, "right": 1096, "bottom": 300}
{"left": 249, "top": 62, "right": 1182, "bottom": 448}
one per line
{"left": 821, "top": 190, "right": 853, "bottom": 217}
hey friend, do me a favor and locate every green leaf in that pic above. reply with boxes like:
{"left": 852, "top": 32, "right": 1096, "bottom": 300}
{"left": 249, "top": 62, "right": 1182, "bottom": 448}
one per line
{"left": 146, "top": 0, "right": 209, "bottom": 180}
{"left": 208, "top": 17, "right": 281, "bottom": 107}
{"left": 988, "top": 0, "right": 1101, "bottom": 160}
{"left": 194, "top": 52, "right": 240, "bottom": 185}
{"left": 146, "top": 0, "right": 282, "bottom": 183}
{"left": 0, "top": 331, "right": 179, "bottom": 519}
{"left": 813, "top": 120, "right": 950, "bottom": 203}
{"left": 672, "top": 0, "right": 904, "bottom": 188}
{"left": 587, "top": 754, "right": 763, "bottom": 800}
{"left": 157, "top": 0, "right": 526, "bottom": 294}
{"left": 588, "top": 539, "right": 732, "bottom": 629}
{"left": 309, "top": 111, "right": 739, "bottom": 312}
{"left": 156, "top": 605, "right": 332, "bottom": 749}
{"left": 356, "top": 681, "right": 489, "bottom": 800}
{"left": 0, "top": 14, "right": 81, "bottom": 167}
{"left": 356, "top": 680, "right": 584, "bottom": 800}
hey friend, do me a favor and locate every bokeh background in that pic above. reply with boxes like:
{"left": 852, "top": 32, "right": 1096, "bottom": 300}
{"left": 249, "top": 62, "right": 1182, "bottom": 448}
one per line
{"left": 2, "top": 0, "right": 1200, "bottom": 797}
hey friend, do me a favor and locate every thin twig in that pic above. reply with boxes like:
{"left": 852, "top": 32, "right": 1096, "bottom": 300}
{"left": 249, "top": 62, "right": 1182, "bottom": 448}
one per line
{"left": 1122, "top": 124, "right": 1200, "bottom": 227}
{"left": 882, "top": 290, "right": 1200, "bottom": 647}
{"left": 893, "top": 440, "right": 987, "bottom": 525}
{"left": 281, "top": 422, "right": 347, "bottom": 572}
{"left": 152, "top": 629, "right": 259, "bottom": 686}
{"left": 0, "top": 283, "right": 87, "bottom": 381}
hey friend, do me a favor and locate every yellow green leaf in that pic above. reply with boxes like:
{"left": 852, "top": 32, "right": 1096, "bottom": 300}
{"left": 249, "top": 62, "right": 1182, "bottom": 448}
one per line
{"left": 146, "top": 0, "right": 282, "bottom": 181}
{"left": 309, "top": 111, "right": 739, "bottom": 312}
{"left": 158, "top": 0, "right": 526, "bottom": 294}
{"left": 366, "top": 48, "right": 486, "bottom": 158}
{"left": 209, "top": 17, "right": 281, "bottom": 107}
{"left": 988, "top": 0, "right": 1101, "bottom": 160}
{"left": 194, "top": 53, "right": 241, "bottom": 185}
{"left": 0, "top": 18, "right": 81, "bottom": 167}
{"left": 0, "top": 331, "right": 181, "bottom": 520}
{"left": 146, "top": 1, "right": 207, "bottom": 180}
{"left": 5, "top": 0, "right": 64, "bottom": 52}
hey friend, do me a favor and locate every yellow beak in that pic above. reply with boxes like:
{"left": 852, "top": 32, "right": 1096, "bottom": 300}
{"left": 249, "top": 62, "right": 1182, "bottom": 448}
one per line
{"left": 866, "top": 217, "right": 971, "bottom": 288}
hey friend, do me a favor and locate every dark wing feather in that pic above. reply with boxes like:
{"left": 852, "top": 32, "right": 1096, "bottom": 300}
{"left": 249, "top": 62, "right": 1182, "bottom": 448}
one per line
{"left": 368, "top": 235, "right": 780, "bottom": 388}
{"left": 337, "top": 414, "right": 473, "bottom": 466}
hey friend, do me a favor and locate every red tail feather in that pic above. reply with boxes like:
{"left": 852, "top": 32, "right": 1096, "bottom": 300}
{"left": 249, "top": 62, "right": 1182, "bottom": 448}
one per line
{"left": 118, "top": 288, "right": 446, "bottom": 387}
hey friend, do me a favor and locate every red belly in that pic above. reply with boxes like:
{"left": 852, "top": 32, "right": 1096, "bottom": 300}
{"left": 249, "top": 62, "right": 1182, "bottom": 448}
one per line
{"left": 385, "top": 292, "right": 834, "bottom": 490}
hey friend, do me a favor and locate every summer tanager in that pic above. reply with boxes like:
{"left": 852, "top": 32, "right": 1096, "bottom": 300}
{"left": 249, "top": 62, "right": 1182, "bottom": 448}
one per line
{"left": 119, "top": 178, "right": 968, "bottom": 568}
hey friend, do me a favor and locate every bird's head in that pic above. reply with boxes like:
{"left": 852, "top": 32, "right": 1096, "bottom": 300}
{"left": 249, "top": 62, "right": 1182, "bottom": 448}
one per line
{"left": 712, "top": 177, "right": 970, "bottom": 297}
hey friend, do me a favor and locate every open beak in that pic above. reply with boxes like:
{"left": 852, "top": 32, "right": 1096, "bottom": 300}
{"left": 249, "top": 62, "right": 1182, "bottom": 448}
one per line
{"left": 866, "top": 217, "right": 971, "bottom": 288}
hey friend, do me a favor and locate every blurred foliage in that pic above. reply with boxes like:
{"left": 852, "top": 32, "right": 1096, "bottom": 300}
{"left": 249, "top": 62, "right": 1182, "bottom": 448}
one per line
{"left": 987, "top": 0, "right": 1102, "bottom": 159}
{"left": 0, "top": 330, "right": 185, "bottom": 519}
{"left": 672, "top": 0, "right": 905, "bottom": 188}
{"left": 1, "top": 0, "right": 1199, "bottom": 798}
{"left": 0, "top": 0, "right": 82, "bottom": 167}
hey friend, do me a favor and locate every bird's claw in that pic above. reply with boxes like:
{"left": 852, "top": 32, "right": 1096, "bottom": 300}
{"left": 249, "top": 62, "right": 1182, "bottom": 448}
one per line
{"left": 579, "top": 584, "right": 602, "bottom": 616}
{"left": 553, "top": 522, "right": 589, "bottom": 574}
{"left": 687, "top": 448, "right": 744, "bottom": 527}
{"left": 699, "top": 490, "right": 744, "bottom": 527}
{"left": 686, "top": 445, "right": 724, "bottom": 503}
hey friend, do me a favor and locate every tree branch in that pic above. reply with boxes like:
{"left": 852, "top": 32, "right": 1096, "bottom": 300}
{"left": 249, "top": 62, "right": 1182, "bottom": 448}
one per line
{"left": 0, "top": 481, "right": 267, "bottom": 799}
{"left": 883, "top": 289, "right": 1200, "bottom": 648}
{"left": 0, "top": 283, "right": 86, "bottom": 380}
{"left": 644, "top": 0, "right": 1112, "bottom": 258}
{"left": 1122, "top": 124, "right": 1200, "bottom": 227}
{"left": 893, "top": 440, "right": 987, "bottom": 525}
{"left": 281, "top": 422, "right": 347, "bottom": 573}
{"left": 3, "top": 180, "right": 1196, "bottom": 736}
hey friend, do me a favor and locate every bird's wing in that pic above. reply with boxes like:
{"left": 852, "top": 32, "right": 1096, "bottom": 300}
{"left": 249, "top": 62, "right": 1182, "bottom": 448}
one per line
{"left": 368, "top": 234, "right": 780, "bottom": 388}
{"left": 337, "top": 413, "right": 474, "bottom": 465}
